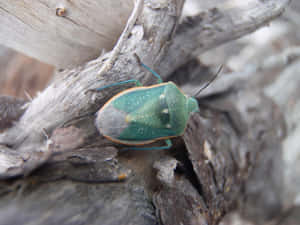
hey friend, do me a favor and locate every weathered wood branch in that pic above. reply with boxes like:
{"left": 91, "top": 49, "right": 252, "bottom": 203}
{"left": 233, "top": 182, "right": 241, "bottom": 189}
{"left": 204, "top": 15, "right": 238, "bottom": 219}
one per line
{"left": 0, "top": 0, "right": 190, "bottom": 178}
{"left": 159, "top": 0, "right": 291, "bottom": 77}
{"left": 0, "top": 0, "right": 133, "bottom": 68}
{"left": 0, "top": 0, "right": 291, "bottom": 225}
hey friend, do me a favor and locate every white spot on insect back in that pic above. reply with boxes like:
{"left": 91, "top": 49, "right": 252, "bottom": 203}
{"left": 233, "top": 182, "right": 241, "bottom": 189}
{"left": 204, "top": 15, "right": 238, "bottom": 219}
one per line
{"left": 162, "top": 108, "right": 168, "bottom": 114}
{"left": 159, "top": 94, "right": 165, "bottom": 99}
{"left": 166, "top": 124, "right": 171, "bottom": 128}
{"left": 138, "top": 128, "right": 144, "bottom": 134}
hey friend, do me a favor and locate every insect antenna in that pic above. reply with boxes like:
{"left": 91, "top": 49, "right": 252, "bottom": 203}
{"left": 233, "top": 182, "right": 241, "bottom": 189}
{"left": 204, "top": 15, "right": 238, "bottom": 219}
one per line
{"left": 193, "top": 65, "right": 223, "bottom": 97}
{"left": 134, "top": 53, "right": 163, "bottom": 83}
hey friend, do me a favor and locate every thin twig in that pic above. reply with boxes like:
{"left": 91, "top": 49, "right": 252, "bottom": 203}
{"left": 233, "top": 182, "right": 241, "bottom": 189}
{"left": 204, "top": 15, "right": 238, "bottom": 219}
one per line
{"left": 96, "top": 0, "right": 144, "bottom": 76}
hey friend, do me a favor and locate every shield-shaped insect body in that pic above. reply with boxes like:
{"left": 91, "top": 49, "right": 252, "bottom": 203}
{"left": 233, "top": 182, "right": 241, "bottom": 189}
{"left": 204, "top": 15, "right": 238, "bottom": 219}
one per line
{"left": 95, "top": 81, "right": 199, "bottom": 148}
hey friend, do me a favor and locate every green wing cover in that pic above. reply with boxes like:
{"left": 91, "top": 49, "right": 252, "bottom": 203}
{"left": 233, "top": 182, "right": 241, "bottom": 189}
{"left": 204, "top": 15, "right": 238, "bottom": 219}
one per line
{"left": 112, "top": 83, "right": 188, "bottom": 141}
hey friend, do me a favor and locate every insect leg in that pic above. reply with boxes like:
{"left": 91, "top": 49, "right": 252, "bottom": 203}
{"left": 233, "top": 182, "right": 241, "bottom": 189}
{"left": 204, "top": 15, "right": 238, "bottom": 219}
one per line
{"left": 125, "top": 139, "right": 172, "bottom": 150}
{"left": 87, "top": 79, "right": 142, "bottom": 93}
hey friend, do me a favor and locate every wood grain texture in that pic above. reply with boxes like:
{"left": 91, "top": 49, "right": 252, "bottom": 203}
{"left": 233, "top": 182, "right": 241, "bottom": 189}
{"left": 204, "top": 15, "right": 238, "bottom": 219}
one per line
{"left": 159, "top": 0, "right": 291, "bottom": 78}
{"left": 0, "top": 0, "right": 183, "bottom": 177}
{"left": 0, "top": 0, "right": 292, "bottom": 224}
{"left": 0, "top": 0, "right": 133, "bottom": 68}
{"left": 0, "top": 0, "right": 289, "bottom": 186}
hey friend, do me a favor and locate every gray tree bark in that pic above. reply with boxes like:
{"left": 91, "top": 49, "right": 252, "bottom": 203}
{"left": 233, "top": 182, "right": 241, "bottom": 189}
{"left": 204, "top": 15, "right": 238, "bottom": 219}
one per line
{"left": 0, "top": 0, "right": 291, "bottom": 225}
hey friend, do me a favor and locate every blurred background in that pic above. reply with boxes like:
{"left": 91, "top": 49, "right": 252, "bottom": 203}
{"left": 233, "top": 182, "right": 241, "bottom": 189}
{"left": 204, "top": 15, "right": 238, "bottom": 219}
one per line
{"left": 0, "top": 0, "right": 299, "bottom": 224}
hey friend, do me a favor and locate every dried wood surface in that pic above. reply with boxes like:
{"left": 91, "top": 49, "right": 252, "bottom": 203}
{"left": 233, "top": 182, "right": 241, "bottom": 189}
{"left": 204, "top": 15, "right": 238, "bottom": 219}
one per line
{"left": 0, "top": 0, "right": 133, "bottom": 68}
{"left": 0, "top": 0, "right": 291, "bottom": 225}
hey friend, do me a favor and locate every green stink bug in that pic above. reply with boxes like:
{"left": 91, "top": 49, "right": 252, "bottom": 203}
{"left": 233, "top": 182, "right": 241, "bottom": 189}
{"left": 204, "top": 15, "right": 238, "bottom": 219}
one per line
{"left": 93, "top": 60, "right": 203, "bottom": 150}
